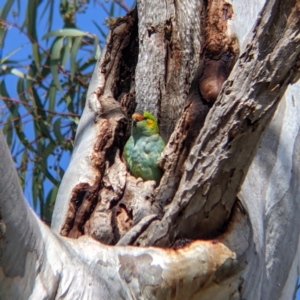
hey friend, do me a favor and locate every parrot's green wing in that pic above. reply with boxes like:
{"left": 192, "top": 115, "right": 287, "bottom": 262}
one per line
{"left": 124, "top": 110, "right": 165, "bottom": 184}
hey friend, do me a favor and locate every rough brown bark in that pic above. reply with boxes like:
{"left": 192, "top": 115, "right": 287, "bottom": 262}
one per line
{"left": 58, "top": 11, "right": 138, "bottom": 241}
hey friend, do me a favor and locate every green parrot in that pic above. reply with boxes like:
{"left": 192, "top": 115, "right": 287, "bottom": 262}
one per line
{"left": 124, "top": 110, "right": 165, "bottom": 184}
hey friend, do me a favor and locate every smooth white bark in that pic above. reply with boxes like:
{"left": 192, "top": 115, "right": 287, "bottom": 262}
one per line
{"left": 239, "top": 83, "right": 300, "bottom": 300}
{"left": 1, "top": 0, "right": 300, "bottom": 299}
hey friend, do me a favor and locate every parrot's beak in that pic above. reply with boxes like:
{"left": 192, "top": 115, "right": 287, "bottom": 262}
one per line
{"left": 132, "top": 118, "right": 137, "bottom": 127}
{"left": 132, "top": 113, "right": 144, "bottom": 127}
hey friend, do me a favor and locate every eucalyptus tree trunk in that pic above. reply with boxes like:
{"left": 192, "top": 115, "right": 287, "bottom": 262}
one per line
{"left": 1, "top": 0, "right": 300, "bottom": 299}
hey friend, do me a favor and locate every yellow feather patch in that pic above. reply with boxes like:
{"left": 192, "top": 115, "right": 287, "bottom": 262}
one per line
{"left": 147, "top": 119, "right": 154, "bottom": 127}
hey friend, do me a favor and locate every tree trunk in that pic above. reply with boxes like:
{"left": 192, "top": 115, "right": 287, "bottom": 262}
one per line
{"left": 1, "top": 0, "right": 300, "bottom": 299}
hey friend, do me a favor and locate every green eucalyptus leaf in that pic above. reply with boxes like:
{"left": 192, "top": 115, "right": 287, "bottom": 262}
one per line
{"left": 61, "top": 37, "right": 72, "bottom": 67}
{"left": 0, "top": 0, "right": 14, "bottom": 49}
{"left": 51, "top": 37, "right": 64, "bottom": 60}
{"left": 31, "top": 87, "right": 54, "bottom": 143}
{"left": 42, "top": 28, "right": 87, "bottom": 40}
{"left": 44, "top": 169, "right": 59, "bottom": 186}
{"left": 50, "top": 37, "right": 64, "bottom": 91}
{"left": 32, "top": 173, "right": 38, "bottom": 210}
{"left": 3, "top": 117, "right": 13, "bottom": 146}
{"left": 58, "top": 166, "right": 65, "bottom": 180}
{"left": 70, "top": 116, "right": 80, "bottom": 125}
{"left": 43, "top": 140, "right": 56, "bottom": 158}
{"left": 40, "top": 55, "right": 51, "bottom": 79}
{"left": 16, "top": 0, "right": 20, "bottom": 15}
{"left": 48, "top": 84, "right": 57, "bottom": 112}
{"left": 26, "top": 0, "right": 41, "bottom": 68}
{"left": 70, "top": 36, "right": 82, "bottom": 80}
{"left": 32, "top": 86, "right": 46, "bottom": 117}
{"left": 0, "top": 45, "right": 25, "bottom": 64}
{"left": 65, "top": 94, "right": 72, "bottom": 107}
{"left": 0, "top": 80, "right": 35, "bottom": 152}
{"left": 19, "top": 151, "right": 29, "bottom": 189}
{"left": 38, "top": 178, "right": 45, "bottom": 219}
{"left": 0, "top": 0, "right": 14, "bottom": 18}
{"left": 44, "top": 185, "right": 58, "bottom": 223}
{"left": 53, "top": 118, "right": 65, "bottom": 143}
{"left": 110, "top": 1, "right": 115, "bottom": 17}
{"left": 41, "top": 146, "right": 59, "bottom": 185}
{"left": 17, "top": 77, "right": 30, "bottom": 107}
{"left": 93, "top": 35, "right": 101, "bottom": 60}
{"left": 40, "top": 0, "right": 54, "bottom": 33}
{"left": 50, "top": 60, "right": 62, "bottom": 91}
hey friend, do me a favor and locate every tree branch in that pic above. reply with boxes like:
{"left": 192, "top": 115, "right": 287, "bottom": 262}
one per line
{"left": 0, "top": 130, "right": 248, "bottom": 298}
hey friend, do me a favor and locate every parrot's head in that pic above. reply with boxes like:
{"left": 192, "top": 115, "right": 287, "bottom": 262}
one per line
{"left": 131, "top": 110, "right": 159, "bottom": 137}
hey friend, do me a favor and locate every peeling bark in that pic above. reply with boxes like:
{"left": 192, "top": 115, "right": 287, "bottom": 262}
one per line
{"left": 56, "top": 11, "right": 139, "bottom": 243}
